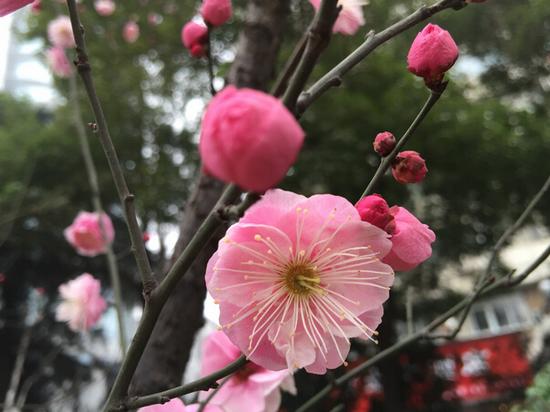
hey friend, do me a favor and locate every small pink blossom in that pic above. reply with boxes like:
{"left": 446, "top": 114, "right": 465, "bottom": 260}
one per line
{"left": 407, "top": 23, "right": 459, "bottom": 88}
{"left": 147, "top": 13, "right": 162, "bottom": 26}
{"left": 46, "top": 46, "right": 72, "bottom": 78}
{"left": 64, "top": 211, "right": 115, "bottom": 257}
{"left": 199, "top": 331, "right": 295, "bottom": 412}
{"left": 373, "top": 131, "right": 396, "bottom": 157}
{"left": 181, "top": 21, "right": 208, "bottom": 58}
{"left": 206, "top": 189, "right": 394, "bottom": 373}
{"left": 138, "top": 398, "right": 187, "bottom": 412}
{"left": 355, "top": 195, "right": 435, "bottom": 271}
{"left": 47, "top": 16, "right": 75, "bottom": 49}
{"left": 200, "top": 0, "right": 232, "bottom": 27}
{"left": 309, "top": 0, "right": 366, "bottom": 36}
{"left": 0, "top": 0, "right": 33, "bottom": 17}
{"left": 55, "top": 273, "right": 106, "bottom": 332}
{"left": 391, "top": 150, "right": 427, "bottom": 184}
{"left": 383, "top": 206, "right": 436, "bottom": 271}
{"left": 199, "top": 86, "right": 305, "bottom": 193}
{"left": 123, "top": 21, "right": 140, "bottom": 43}
{"left": 94, "top": 0, "right": 115, "bottom": 16}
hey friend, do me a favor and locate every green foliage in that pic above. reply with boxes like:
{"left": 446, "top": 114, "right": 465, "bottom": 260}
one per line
{"left": 513, "top": 363, "right": 550, "bottom": 412}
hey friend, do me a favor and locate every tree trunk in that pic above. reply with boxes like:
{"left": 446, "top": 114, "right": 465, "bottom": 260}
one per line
{"left": 130, "top": 0, "right": 291, "bottom": 394}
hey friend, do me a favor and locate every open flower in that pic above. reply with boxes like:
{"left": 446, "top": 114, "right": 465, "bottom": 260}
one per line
{"left": 47, "top": 16, "right": 75, "bottom": 49}
{"left": 64, "top": 211, "right": 115, "bottom": 257}
{"left": 0, "top": 0, "right": 33, "bottom": 17}
{"left": 309, "top": 0, "right": 367, "bottom": 36}
{"left": 199, "top": 330, "right": 295, "bottom": 412}
{"left": 55, "top": 273, "right": 106, "bottom": 332}
{"left": 206, "top": 189, "right": 394, "bottom": 374}
{"left": 199, "top": 86, "right": 305, "bottom": 193}
{"left": 355, "top": 195, "right": 436, "bottom": 271}
{"left": 46, "top": 46, "right": 72, "bottom": 78}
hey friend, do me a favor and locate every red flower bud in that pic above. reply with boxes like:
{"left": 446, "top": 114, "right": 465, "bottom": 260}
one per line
{"left": 373, "top": 131, "right": 396, "bottom": 157}
{"left": 407, "top": 24, "right": 458, "bottom": 89}
{"left": 181, "top": 21, "right": 208, "bottom": 58}
{"left": 355, "top": 194, "right": 395, "bottom": 231}
{"left": 200, "top": 0, "right": 232, "bottom": 27}
{"left": 391, "top": 151, "right": 427, "bottom": 184}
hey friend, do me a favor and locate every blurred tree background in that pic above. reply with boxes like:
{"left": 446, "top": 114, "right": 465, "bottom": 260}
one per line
{"left": 0, "top": 0, "right": 549, "bottom": 410}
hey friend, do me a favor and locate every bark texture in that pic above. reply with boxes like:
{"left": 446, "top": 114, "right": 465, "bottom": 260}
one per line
{"left": 130, "top": 0, "right": 291, "bottom": 394}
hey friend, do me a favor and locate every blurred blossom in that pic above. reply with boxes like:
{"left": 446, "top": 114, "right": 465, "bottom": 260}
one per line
{"left": 46, "top": 46, "right": 72, "bottom": 78}
{"left": 181, "top": 21, "right": 208, "bottom": 57}
{"left": 64, "top": 211, "right": 115, "bottom": 257}
{"left": 200, "top": 0, "right": 232, "bottom": 27}
{"left": 47, "top": 15, "right": 76, "bottom": 49}
{"left": 31, "top": 0, "right": 41, "bottom": 14}
{"left": 94, "top": 0, "right": 115, "bottom": 16}
{"left": 199, "top": 330, "right": 296, "bottom": 412}
{"left": 123, "top": 21, "right": 140, "bottom": 43}
{"left": 55, "top": 273, "right": 107, "bottom": 332}
{"left": 199, "top": 86, "right": 305, "bottom": 192}
{"left": 309, "top": 0, "right": 367, "bottom": 35}
{"left": 206, "top": 189, "right": 394, "bottom": 373}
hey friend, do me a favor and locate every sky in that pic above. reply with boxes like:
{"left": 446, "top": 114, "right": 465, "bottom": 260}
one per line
{"left": 0, "top": 15, "right": 13, "bottom": 89}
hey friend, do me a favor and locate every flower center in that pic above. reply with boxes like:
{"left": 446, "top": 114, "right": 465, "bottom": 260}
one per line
{"left": 283, "top": 262, "right": 322, "bottom": 296}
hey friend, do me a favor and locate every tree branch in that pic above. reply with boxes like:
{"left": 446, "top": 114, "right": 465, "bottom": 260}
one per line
{"left": 68, "top": 73, "right": 127, "bottom": 355}
{"left": 65, "top": 0, "right": 156, "bottom": 295}
{"left": 122, "top": 356, "right": 247, "bottom": 410}
{"left": 360, "top": 84, "right": 447, "bottom": 199}
{"left": 296, "top": 0, "right": 467, "bottom": 114}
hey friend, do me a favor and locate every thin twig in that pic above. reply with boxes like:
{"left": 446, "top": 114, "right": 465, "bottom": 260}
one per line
{"left": 296, "top": 0, "right": 467, "bottom": 114}
{"left": 196, "top": 375, "right": 231, "bottom": 412}
{"left": 65, "top": 0, "right": 156, "bottom": 295}
{"left": 271, "top": 32, "right": 308, "bottom": 97}
{"left": 122, "top": 356, "right": 247, "bottom": 410}
{"left": 69, "top": 73, "right": 127, "bottom": 355}
{"left": 205, "top": 25, "right": 217, "bottom": 96}
{"left": 103, "top": 184, "right": 242, "bottom": 411}
{"left": 360, "top": 85, "right": 447, "bottom": 199}
{"left": 3, "top": 326, "right": 33, "bottom": 411}
{"left": 296, "top": 244, "right": 550, "bottom": 412}
{"left": 282, "top": 0, "right": 340, "bottom": 112}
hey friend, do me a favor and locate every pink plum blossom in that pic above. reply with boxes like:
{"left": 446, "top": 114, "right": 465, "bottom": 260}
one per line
{"left": 200, "top": 0, "right": 232, "bottom": 27}
{"left": 46, "top": 46, "right": 72, "bottom": 78}
{"left": 47, "top": 16, "right": 76, "bottom": 49}
{"left": 181, "top": 21, "right": 208, "bottom": 58}
{"left": 391, "top": 150, "right": 427, "bottom": 184}
{"left": 309, "top": 0, "right": 366, "bottom": 36}
{"left": 407, "top": 23, "right": 459, "bottom": 88}
{"left": 355, "top": 195, "right": 436, "bottom": 271}
{"left": 123, "top": 21, "right": 140, "bottom": 43}
{"left": 199, "top": 86, "right": 305, "bottom": 193}
{"left": 383, "top": 206, "right": 436, "bottom": 271}
{"left": 31, "top": 0, "right": 40, "bottom": 14}
{"left": 64, "top": 211, "right": 115, "bottom": 257}
{"left": 206, "top": 189, "right": 394, "bottom": 373}
{"left": 199, "top": 331, "right": 295, "bottom": 412}
{"left": 94, "top": 0, "right": 115, "bottom": 16}
{"left": 373, "top": 131, "right": 396, "bottom": 157}
{"left": 0, "top": 0, "right": 33, "bottom": 17}
{"left": 55, "top": 273, "right": 107, "bottom": 332}
{"left": 138, "top": 398, "right": 187, "bottom": 412}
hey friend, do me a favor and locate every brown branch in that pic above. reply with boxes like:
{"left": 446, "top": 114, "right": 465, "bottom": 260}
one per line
{"left": 296, "top": 0, "right": 467, "bottom": 115}
{"left": 65, "top": 0, "right": 156, "bottom": 295}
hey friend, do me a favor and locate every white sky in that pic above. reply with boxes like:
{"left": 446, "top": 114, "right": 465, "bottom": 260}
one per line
{"left": 0, "top": 15, "right": 13, "bottom": 89}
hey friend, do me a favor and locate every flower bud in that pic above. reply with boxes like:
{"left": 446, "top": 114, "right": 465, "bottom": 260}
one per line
{"left": 373, "top": 131, "right": 396, "bottom": 157}
{"left": 407, "top": 23, "right": 458, "bottom": 88}
{"left": 181, "top": 21, "right": 208, "bottom": 58}
{"left": 94, "top": 0, "right": 115, "bottom": 16}
{"left": 199, "top": 86, "right": 305, "bottom": 192}
{"left": 200, "top": 0, "right": 232, "bottom": 27}
{"left": 391, "top": 150, "right": 427, "bottom": 184}
{"left": 123, "top": 21, "right": 140, "bottom": 43}
{"left": 355, "top": 194, "right": 394, "bottom": 231}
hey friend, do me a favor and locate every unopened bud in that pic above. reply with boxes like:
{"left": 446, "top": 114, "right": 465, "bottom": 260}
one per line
{"left": 391, "top": 151, "right": 427, "bottom": 184}
{"left": 373, "top": 131, "right": 396, "bottom": 157}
